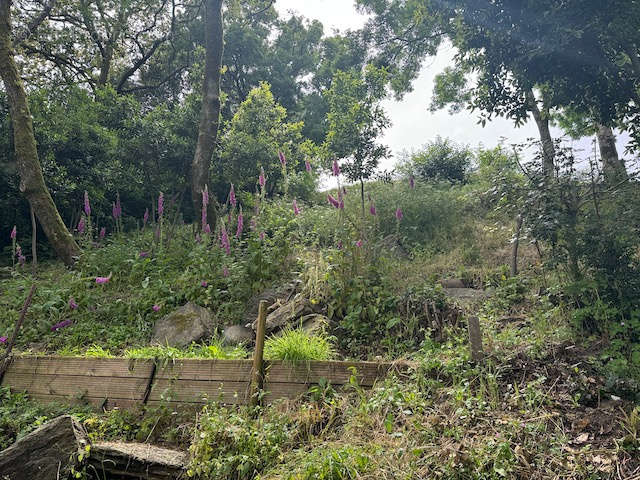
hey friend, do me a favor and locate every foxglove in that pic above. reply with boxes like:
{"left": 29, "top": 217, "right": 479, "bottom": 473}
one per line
{"left": 51, "top": 319, "right": 72, "bottom": 331}
{"left": 157, "top": 192, "right": 164, "bottom": 217}
{"left": 10, "top": 225, "right": 16, "bottom": 240}
{"left": 77, "top": 217, "right": 85, "bottom": 234}
{"left": 369, "top": 203, "right": 377, "bottom": 216}
{"left": 152, "top": 304, "right": 160, "bottom": 312}
{"left": 236, "top": 208, "right": 244, "bottom": 238}
{"left": 229, "top": 183, "right": 236, "bottom": 208}
{"left": 259, "top": 167, "right": 266, "bottom": 188}
{"left": 305, "top": 160, "right": 312, "bottom": 172}
{"left": 332, "top": 159, "right": 340, "bottom": 176}
{"left": 279, "top": 151, "right": 286, "bottom": 166}
{"left": 395, "top": 207, "right": 403, "bottom": 221}
{"left": 143, "top": 208, "right": 149, "bottom": 226}
{"left": 99, "top": 227, "right": 106, "bottom": 239}
{"left": 293, "top": 199, "right": 300, "bottom": 215}
{"left": 84, "top": 190, "right": 91, "bottom": 216}
{"left": 69, "top": 297, "right": 78, "bottom": 310}
{"left": 327, "top": 194, "right": 340, "bottom": 208}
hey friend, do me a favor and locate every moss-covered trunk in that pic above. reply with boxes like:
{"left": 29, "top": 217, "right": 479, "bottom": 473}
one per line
{"left": 0, "top": 0, "right": 80, "bottom": 266}
{"left": 191, "top": 0, "right": 223, "bottom": 227}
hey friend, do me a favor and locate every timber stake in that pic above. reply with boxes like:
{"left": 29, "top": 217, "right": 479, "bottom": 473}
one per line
{"left": 249, "top": 300, "right": 268, "bottom": 406}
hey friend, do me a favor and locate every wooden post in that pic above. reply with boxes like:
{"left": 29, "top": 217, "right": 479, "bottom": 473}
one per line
{"left": 0, "top": 284, "right": 36, "bottom": 383}
{"left": 467, "top": 316, "right": 484, "bottom": 363}
{"left": 249, "top": 300, "right": 267, "bottom": 406}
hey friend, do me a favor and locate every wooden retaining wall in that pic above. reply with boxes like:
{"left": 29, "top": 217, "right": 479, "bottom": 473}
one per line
{"left": 0, "top": 356, "right": 404, "bottom": 409}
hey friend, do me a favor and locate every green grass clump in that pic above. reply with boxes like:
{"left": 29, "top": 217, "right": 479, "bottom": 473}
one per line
{"left": 264, "top": 328, "right": 335, "bottom": 362}
{"left": 124, "top": 341, "right": 248, "bottom": 360}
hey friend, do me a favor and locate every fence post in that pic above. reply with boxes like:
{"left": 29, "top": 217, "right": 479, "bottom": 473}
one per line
{"left": 467, "top": 315, "right": 484, "bottom": 363}
{"left": 250, "top": 300, "right": 268, "bottom": 406}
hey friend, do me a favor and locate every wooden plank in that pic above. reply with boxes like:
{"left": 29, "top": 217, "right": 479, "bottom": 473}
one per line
{"left": 265, "top": 360, "right": 395, "bottom": 386}
{"left": 6, "top": 356, "right": 153, "bottom": 378}
{"left": 2, "top": 372, "right": 148, "bottom": 400}
{"left": 153, "top": 359, "right": 253, "bottom": 381}
{"left": 24, "top": 393, "right": 141, "bottom": 410}
{"left": 148, "top": 378, "right": 251, "bottom": 405}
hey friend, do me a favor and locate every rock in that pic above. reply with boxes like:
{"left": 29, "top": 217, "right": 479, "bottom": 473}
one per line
{"left": 0, "top": 415, "right": 89, "bottom": 480}
{"left": 222, "top": 325, "right": 254, "bottom": 346}
{"left": 251, "top": 295, "right": 314, "bottom": 334}
{"left": 151, "top": 302, "right": 215, "bottom": 347}
{"left": 242, "top": 281, "right": 301, "bottom": 326}
{"left": 89, "top": 441, "right": 187, "bottom": 479}
{"left": 300, "top": 314, "right": 329, "bottom": 333}
{"left": 440, "top": 278, "right": 466, "bottom": 288}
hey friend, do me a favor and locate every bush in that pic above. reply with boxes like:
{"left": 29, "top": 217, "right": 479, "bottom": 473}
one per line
{"left": 397, "top": 136, "right": 473, "bottom": 183}
{"left": 264, "top": 328, "right": 335, "bottom": 362}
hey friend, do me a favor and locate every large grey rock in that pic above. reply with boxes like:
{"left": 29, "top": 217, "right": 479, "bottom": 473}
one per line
{"left": 0, "top": 415, "right": 89, "bottom": 480}
{"left": 151, "top": 302, "right": 215, "bottom": 347}
{"left": 222, "top": 325, "right": 254, "bottom": 346}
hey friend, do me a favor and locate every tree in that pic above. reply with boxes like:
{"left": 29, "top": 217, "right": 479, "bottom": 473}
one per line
{"left": 398, "top": 136, "right": 473, "bottom": 184}
{"left": 324, "top": 66, "right": 390, "bottom": 215}
{"left": 0, "top": 0, "right": 79, "bottom": 265}
{"left": 191, "top": 0, "right": 223, "bottom": 226}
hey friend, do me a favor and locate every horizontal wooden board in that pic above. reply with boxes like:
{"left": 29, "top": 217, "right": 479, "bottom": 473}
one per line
{"left": 2, "top": 372, "right": 148, "bottom": 400}
{"left": 265, "top": 360, "right": 395, "bottom": 386}
{"left": 24, "top": 393, "right": 142, "bottom": 411}
{"left": 154, "top": 359, "right": 254, "bottom": 381}
{"left": 148, "top": 378, "right": 252, "bottom": 405}
{"left": 6, "top": 356, "right": 153, "bottom": 378}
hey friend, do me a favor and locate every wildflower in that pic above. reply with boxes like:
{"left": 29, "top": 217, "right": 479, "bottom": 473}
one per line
{"left": 338, "top": 199, "right": 344, "bottom": 210}
{"left": 327, "top": 194, "right": 340, "bottom": 208}
{"left": 222, "top": 266, "right": 229, "bottom": 277}
{"left": 201, "top": 280, "right": 208, "bottom": 287}
{"left": 236, "top": 208, "right": 244, "bottom": 239}
{"left": 0, "top": 336, "right": 6, "bottom": 343}
{"left": 228, "top": 183, "right": 236, "bottom": 208}
{"left": 409, "top": 175, "right": 415, "bottom": 189}
{"left": 279, "top": 151, "right": 286, "bottom": 166}
{"left": 220, "top": 223, "right": 231, "bottom": 255}
{"left": 369, "top": 203, "right": 377, "bottom": 216}
{"left": 99, "top": 227, "right": 106, "bottom": 239}
{"left": 143, "top": 208, "right": 149, "bottom": 227}
{"left": 332, "top": 159, "right": 340, "bottom": 176}
{"left": 84, "top": 190, "right": 91, "bottom": 216}
{"left": 204, "top": 224, "right": 211, "bottom": 234}
{"left": 342, "top": 186, "right": 347, "bottom": 196}
{"left": 395, "top": 207, "right": 403, "bottom": 221}
{"left": 195, "top": 233, "right": 202, "bottom": 244}
{"left": 51, "top": 319, "right": 72, "bottom": 331}
{"left": 77, "top": 217, "right": 85, "bottom": 234}
{"left": 68, "top": 297, "right": 78, "bottom": 310}
{"left": 152, "top": 305, "right": 160, "bottom": 312}
{"left": 250, "top": 217, "right": 257, "bottom": 231}
{"left": 337, "top": 241, "right": 343, "bottom": 250}
{"left": 139, "top": 251, "right": 148, "bottom": 258}
{"left": 202, "top": 185, "right": 209, "bottom": 207}
{"left": 259, "top": 231, "right": 265, "bottom": 241}
{"left": 305, "top": 160, "right": 312, "bottom": 172}
{"left": 259, "top": 167, "right": 266, "bottom": 188}
{"left": 157, "top": 192, "right": 164, "bottom": 217}
{"left": 293, "top": 199, "right": 300, "bottom": 215}
{"left": 10, "top": 225, "right": 16, "bottom": 240}
{"left": 202, "top": 185, "right": 209, "bottom": 228}
{"left": 15, "top": 245, "right": 21, "bottom": 257}
{"left": 18, "top": 255, "right": 26, "bottom": 266}
{"left": 112, "top": 202, "right": 118, "bottom": 219}
{"left": 95, "top": 274, "right": 112, "bottom": 284}
{"left": 356, "top": 240, "right": 363, "bottom": 247}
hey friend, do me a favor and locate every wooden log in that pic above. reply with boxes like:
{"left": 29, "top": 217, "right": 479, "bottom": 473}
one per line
{"left": 468, "top": 316, "right": 484, "bottom": 363}
{"left": 5, "top": 356, "right": 153, "bottom": 378}
{"left": 88, "top": 441, "right": 186, "bottom": 479}
{"left": 250, "top": 300, "right": 267, "bottom": 406}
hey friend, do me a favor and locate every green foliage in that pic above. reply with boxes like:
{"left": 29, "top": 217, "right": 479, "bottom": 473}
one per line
{"left": 264, "top": 328, "right": 335, "bottom": 362}
{"left": 285, "top": 445, "right": 373, "bottom": 480}
{"left": 398, "top": 136, "right": 473, "bottom": 184}
{"left": 124, "top": 341, "right": 247, "bottom": 360}
{"left": 188, "top": 404, "right": 292, "bottom": 479}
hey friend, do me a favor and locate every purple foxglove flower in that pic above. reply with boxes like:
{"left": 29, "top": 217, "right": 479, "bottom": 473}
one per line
{"left": 332, "top": 159, "right": 340, "bottom": 176}
{"left": 143, "top": 208, "right": 149, "bottom": 226}
{"left": 152, "top": 304, "right": 160, "bottom": 312}
{"left": 342, "top": 186, "right": 347, "bottom": 195}
{"left": 68, "top": 297, "right": 78, "bottom": 310}
{"left": 77, "top": 217, "right": 85, "bottom": 234}
{"left": 51, "top": 319, "right": 72, "bottom": 331}
{"left": 195, "top": 233, "right": 202, "bottom": 244}
{"left": 18, "top": 255, "right": 25, "bottom": 266}
{"left": 204, "top": 224, "right": 211, "bottom": 234}
{"left": 222, "top": 266, "right": 229, "bottom": 277}
{"left": 409, "top": 175, "right": 415, "bottom": 189}
{"left": 228, "top": 183, "right": 236, "bottom": 208}
{"left": 95, "top": 275, "right": 111, "bottom": 284}
{"left": 327, "top": 194, "right": 340, "bottom": 208}
{"left": 139, "top": 251, "right": 148, "bottom": 258}
{"left": 250, "top": 217, "right": 257, "bottom": 231}
{"left": 220, "top": 223, "right": 231, "bottom": 255}
{"left": 84, "top": 190, "right": 91, "bottom": 216}
{"left": 15, "top": 245, "right": 21, "bottom": 257}
{"left": 157, "top": 192, "right": 164, "bottom": 217}
{"left": 202, "top": 185, "right": 209, "bottom": 207}
{"left": 201, "top": 280, "right": 208, "bottom": 287}
{"left": 369, "top": 203, "right": 377, "bottom": 216}
{"left": 0, "top": 336, "right": 7, "bottom": 343}
{"left": 337, "top": 241, "right": 343, "bottom": 250}
{"left": 338, "top": 199, "right": 344, "bottom": 210}
{"left": 259, "top": 231, "right": 265, "bottom": 241}
{"left": 279, "top": 151, "right": 286, "bottom": 166}
{"left": 99, "top": 227, "right": 106, "bottom": 239}
{"left": 236, "top": 209, "right": 244, "bottom": 239}
{"left": 10, "top": 225, "right": 16, "bottom": 240}
{"left": 395, "top": 207, "right": 403, "bottom": 221}
{"left": 112, "top": 202, "right": 117, "bottom": 219}
{"left": 293, "top": 199, "right": 300, "bottom": 215}
{"left": 305, "top": 160, "right": 312, "bottom": 172}
{"left": 259, "top": 167, "right": 266, "bottom": 188}
{"left": 356, "top": 239, "right": 363, "bottom": 247}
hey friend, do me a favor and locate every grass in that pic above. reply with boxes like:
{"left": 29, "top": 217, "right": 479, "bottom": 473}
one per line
{"left": 264, "top": 328, "right": 336, "bottom": 362}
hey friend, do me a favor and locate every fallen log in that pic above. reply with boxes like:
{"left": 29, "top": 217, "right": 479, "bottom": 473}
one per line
{"left": 88, "top": 441, "right": 187, "bottom": 479}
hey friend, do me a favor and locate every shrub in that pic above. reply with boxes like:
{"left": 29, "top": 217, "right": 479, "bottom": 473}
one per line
{"left": 397, "top": 136, "right": 473, "bottom": 183}
{"left": 264, "top": 328, "right": 335, "bottom": 362}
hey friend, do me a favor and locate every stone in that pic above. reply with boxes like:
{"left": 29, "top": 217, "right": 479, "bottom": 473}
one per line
{"left": 250, "top": 295, "right": 314, "bottom": 334}
{"left": 440, "top": 278, "right": 466, "bottom": 288}
{"left": 222, "top": 325, "right": 254, "bottom": 346}
{"left": 300, "top": 314, "right": 329, "bottom": 333}
{"left": 151, "top": 302, "right": 215, "bottom": 347}
{"left": 0, "top": 415, "right": 89, "bottom": 480}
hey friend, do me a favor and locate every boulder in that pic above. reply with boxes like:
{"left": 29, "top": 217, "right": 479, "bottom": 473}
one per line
{"left": 242, "top": 280, "right": 301, "bottom": 326}
{"left": 440, "top": 278, "right": 466, "bottom": 288}
{"left": 0, "top": 415, "right": 89, "bottom": 480}
{"left": 151, "top": 302, "right": 215, "bottom": 347}
{"left": 222, "top": 325, "right": 254, "bottom": 346}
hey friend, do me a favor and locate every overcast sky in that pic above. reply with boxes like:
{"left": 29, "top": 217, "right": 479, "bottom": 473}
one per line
{"left": 275, "top": 0, "right": 631, "bottom": 171}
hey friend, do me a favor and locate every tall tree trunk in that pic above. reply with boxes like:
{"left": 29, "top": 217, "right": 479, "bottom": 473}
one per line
{"left": 526, "top": 90, "right": 555, "bottom": 177}
{"left": 0, "top": 0, "right": 80, "bottom": 266}
{"left": 191, "top": 0, "right": 223, "bottom": 226}
{"left": 595, "top": 124, "right": 628, "bottom": 183}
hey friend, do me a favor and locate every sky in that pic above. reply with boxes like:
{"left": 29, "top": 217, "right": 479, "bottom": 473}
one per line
{"left": 275, "top": 0, "right": 631, "bottom": 171}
